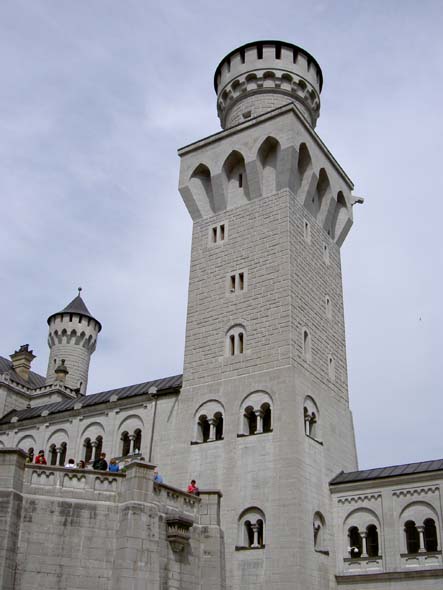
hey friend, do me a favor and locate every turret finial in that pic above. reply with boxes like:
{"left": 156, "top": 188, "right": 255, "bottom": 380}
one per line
{"left": 78, "top": 286, "right": 82, "bottom": 296}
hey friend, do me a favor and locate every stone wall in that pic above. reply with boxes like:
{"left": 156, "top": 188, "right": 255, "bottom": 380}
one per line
{"left": 0, "top": 448, "right": 224, "bottom": 590}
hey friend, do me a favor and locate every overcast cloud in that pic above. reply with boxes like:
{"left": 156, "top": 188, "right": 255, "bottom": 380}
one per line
{"left": 0, "top": 0, "right": 442, "bottom": 469}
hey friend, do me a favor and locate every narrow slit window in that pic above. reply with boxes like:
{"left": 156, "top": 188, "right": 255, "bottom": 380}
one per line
{"left": 212, "top": 227, "right": 217, "bottom": 243}
{"left": 304, "top": 220, "right": 311, "bottom": 243}
{"left": 230, "top": 334, "right": 235, "bottom": 356}
{"left": 275, "top": 44, "right": 281, "bottom": 59}
{"left": 230, "top": 275, "right": 236, "bottom": 292}
{"left": 239, "top": 272, "right": 244, "bottom": 291}
{"left": 238, "top": 173, "right": 243, "bottom": 188}
{"left": 257, "top": 45, "right": 263, "bottom": 59}
{"left": 220, "top": 224, "right": 225, "bottom": 241}
{"left": 238, "top": 332, "right": 244, "bottom": 354}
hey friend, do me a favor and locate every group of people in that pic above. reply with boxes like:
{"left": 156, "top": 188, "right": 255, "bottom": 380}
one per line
{"left": 31, "top": 449, "right": 120, "bottom": 472}
{"left": 30, "top": 449, "right": 200, "bottom": 493}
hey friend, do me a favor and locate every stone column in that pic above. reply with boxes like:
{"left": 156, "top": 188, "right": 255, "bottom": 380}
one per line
{"left": 360, "top": 531, "right": 368, "bottom": 558}
{"left": 208, "top": 419, "right": 217, "bottom": 442}
{"left": 254, "top": 409, "right": 264, "bottom": 434}
{"left": 251, "top": 523, "right": 261, "bottom": 548}
{"left": 417, "top": 525, "right": 426, "bottom": 552}
{"left": 56, "top": 446, "right": 63, "bottom": 466}
{"left": 128, "top": 434, "right": 136, "bottom": 454}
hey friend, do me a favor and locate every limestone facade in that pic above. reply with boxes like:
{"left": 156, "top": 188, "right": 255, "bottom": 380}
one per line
{"left": 0, "top": 39, "right": 441, "bottom": 590}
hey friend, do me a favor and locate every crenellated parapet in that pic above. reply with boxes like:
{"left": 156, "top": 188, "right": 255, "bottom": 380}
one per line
{"left": 214, "top": 41, "right": 322, "bottom": 129}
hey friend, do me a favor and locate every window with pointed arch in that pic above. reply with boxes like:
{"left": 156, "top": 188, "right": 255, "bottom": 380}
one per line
{"left": 226, "top": 325, "right": 246, "bottom": 356}
{"left": 239, "top": 391, "right": 273, "bottom": 436}
{"left": 303, "top": 396, "right": 320, "bottom": 441}
{"left": 193, "top": 400, "right": 224, "bottom": 444}
{"left": 237, "top": 507, "right": 265, "bottom": 550}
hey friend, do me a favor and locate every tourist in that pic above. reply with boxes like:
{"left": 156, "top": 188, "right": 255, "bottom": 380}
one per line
{"left": 154, "top": 467, "right": 163, "bottom": 483}
{"left": 187, "top": 479, "right": 199, "bottom": 495}
{"left": 93, "top": 452, "right": 108, "bottom": 471}
{"left": 108, "top": 458, "right": 119, "bottom": 472}
{"left": 77, "top": 460, "right": 86, "bottom": 469}
{"left": 34, "top": 450, "right": 47, "bottom": 465}
{"left": 65, "top": 458, "right": 76, "bottom": 469}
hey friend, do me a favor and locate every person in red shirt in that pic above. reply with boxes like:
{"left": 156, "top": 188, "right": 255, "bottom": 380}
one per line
{"left": 34, "top": 450, "right": 47, "bottom": 465}
{"left": 187, "top": 479, "right": 199, "bottom": 495}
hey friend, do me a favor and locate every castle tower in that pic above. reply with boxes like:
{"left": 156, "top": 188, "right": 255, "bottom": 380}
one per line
{"left": 172, "top": 41, "right": 359, "bottom": 590}
{"left": 46, "top": 289, "right": 101, "bottom": 394}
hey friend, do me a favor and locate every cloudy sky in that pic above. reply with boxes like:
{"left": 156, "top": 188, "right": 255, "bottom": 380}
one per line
{"left": 1, "top": 1, "right": 442, "bottom": 470}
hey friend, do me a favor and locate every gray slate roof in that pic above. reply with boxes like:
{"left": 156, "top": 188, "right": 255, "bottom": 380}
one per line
{"left": 330, "top": 459, "right": 443, "bottom": 485}
{"left": 0, "top": 373, "right": 183, "bottom": 424}
{"left": 47, "top": 293, "right": 101, "bottom": 331}
{"left": 0, "top": 355, "right": 46, "bottom": 389}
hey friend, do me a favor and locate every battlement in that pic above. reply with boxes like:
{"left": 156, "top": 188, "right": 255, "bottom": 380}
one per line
{"left": 214, "top": 41, "right": 322, "bottom": 129}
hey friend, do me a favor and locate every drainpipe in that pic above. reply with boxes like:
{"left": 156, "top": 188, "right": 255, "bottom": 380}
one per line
{"left": 148, "top": 386, "right": 158, "bottom": 463}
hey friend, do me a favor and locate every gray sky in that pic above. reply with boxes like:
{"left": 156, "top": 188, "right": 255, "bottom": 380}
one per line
{"left": 1, "top": 0, "right": 442, "bottom": 470}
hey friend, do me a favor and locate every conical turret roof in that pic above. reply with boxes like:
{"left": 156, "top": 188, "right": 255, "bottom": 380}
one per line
{"left": 47, "top": 288, "right": 102, "bottom": 331}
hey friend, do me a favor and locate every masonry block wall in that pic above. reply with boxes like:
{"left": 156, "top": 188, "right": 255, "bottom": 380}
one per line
{"left": 0, "top": 449, "right": 225, "bottom": 590}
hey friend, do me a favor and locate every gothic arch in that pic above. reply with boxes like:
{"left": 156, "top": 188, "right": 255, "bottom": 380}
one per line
{"left": 331, "top": 191, "right": 349, "bottom": 241}
{"left": 189, "top": 163, "right": 215, "bottom": 217}
{"left": 222, "top": 150, "right": 249, "bottom": 208}
{"left": 46, "top": 428, "right": 69, "bottom": 447}
{"left": 257, "top": 136, "right": 281, "bottom": 196}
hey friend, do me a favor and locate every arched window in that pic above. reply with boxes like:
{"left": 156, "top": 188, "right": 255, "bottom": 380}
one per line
{"left": 313, "top": 512, "right": 326, "bottom": 552}
{"left": 198, "top": 415, "right": 210, "bottom": 442}
{"left": 94, "top": 435, "right": 103, "bottom": 460}
{"left": 366, "top": 524, "right": 379, "bottom": 557}
{"left": 226, "top": 325, "right": 246, "bottom": 356}
{"left": 304, "top": 396, "right": 319, "bottom": 440}
{"left": 238, "top": 508, "right": 266, "bottom": 549}
{"left": 83, "top": 438, "right": 93, "bottom": 462}
{"left": 121, "top": 431, "right": 131, "bottom": 457}
{"left": 58, "top": 442, "right": 67, "bottom": 466}
{"left": 214, "top": 412, "right": 224, "bottom": 441}
{"left": 239, "top": 391, "right": 273, "bottom": 436}
{"left": 405, "top": 521, "right": 420, "bottom": 554}
{"left": 133, "top": 428, "right": 142, "bottom": 454}
{"left": 303, "top": 329, "right": 311, "bottom": 362}
{"left": 48, "top": 443, "right": 57, "bottom": 466}
{"left": 424, "top": 518, "right": 438, "bottom": 552}
{"left": 244, "top": 406, "right": 257, "bottom": 435}
{"left": 193, "top": 400, "right": 225, "bottom": 444}
{"left": 348, "top": 526, "right": 362, "bottom": 558}
{"left": 262, "top": 403, "right": 272, "bottom": 433}
{"left": 223, "top": 150, "right": 248, "bottom": 208}
{"left": 257, "top": 136, "right": 280, "bottom": 196}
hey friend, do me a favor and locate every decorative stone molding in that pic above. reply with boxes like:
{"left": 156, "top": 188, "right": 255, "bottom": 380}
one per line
{"left": 338, "top": 493, "right": 381, "bottom": 505}
{"left": 166, "top": 516, "right": 193, "bottom": 553}
{"left": 393, "top": 486, "right": 439, "bottom": 498}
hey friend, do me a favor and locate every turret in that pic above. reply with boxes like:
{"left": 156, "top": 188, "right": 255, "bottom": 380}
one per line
{"left": 214, "top": 40, "right": 322, "bottom": 129}
{"left": 46, "top": 288, "right": 101, "bottom": 394}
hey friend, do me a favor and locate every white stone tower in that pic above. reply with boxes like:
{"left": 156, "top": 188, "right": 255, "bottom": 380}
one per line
{"left": 172, "top": 41, "right": 360, "bottom": 590}
{"left": 46, "top": 289, "right": 101, "bottom": 394}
